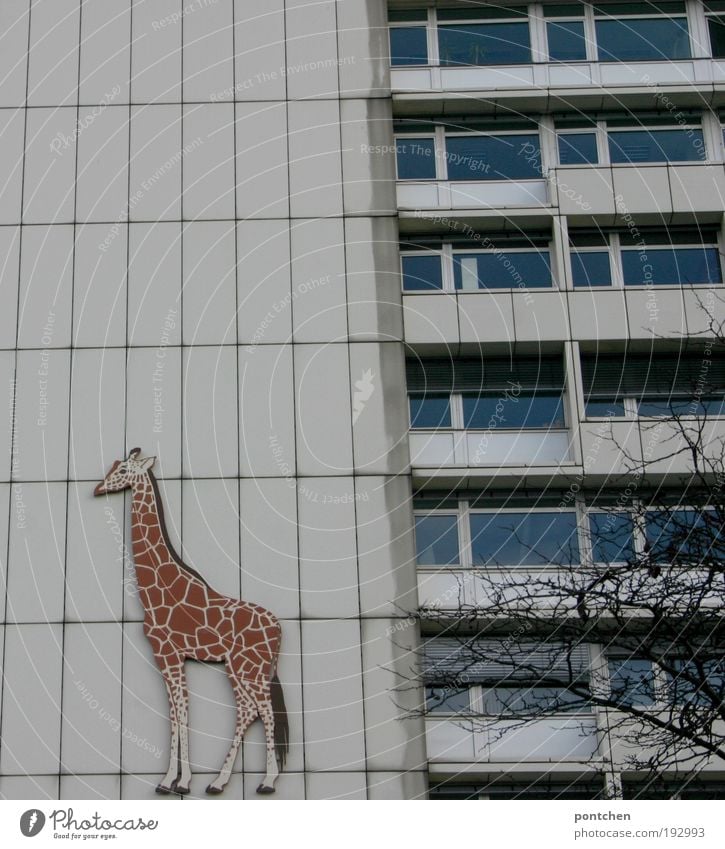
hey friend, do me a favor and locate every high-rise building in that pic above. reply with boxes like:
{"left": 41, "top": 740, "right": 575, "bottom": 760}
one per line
{"left": 0, "top": 0, "right": 723, "bottom": 801}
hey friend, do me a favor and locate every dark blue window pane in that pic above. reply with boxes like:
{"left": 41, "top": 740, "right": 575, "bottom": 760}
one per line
{"left": 547, "top": 21, "right": 587, "bottom": 61}
{"left": 645, "top": 509, "right": 721, "bottom": 563}
{"left": 608, "top": 129, "right": 705, "bottom": 164}
{"left": 638, "top": 396, "right": 725, "bottom": 416}
{"left": 438, "top": 23, "right": 531, "bottom": 66}
{"left": 622, "top": 247, "right": 722, "bottom": 286}
{"left": 590, "top": 512, "right": 635, "bottom": 563}
{"left": 453, "top": 251, "right": 552, "bottom": 289}
{"left": 396, "top": 137, "right": 436, "bottom": 179}
{"left": 470, "top": 511, "right": 580, "bottom": 567}
{"left": 390, "top": 26, "right": 429, "bottom": 66}
{"left": 585, "top": 399, "right": 626, "bottom": 417}
{"left": 596, "top": 18, "right": 691, "bottom": 61}
{"left": 445, "top": 134, "right": 541, "bottom": 181}
{"left": 572, "top": 251, "right": 612, "bottom": 287}
{"left": 402, "top": 254, "right": 444, "bottom": 291}
{"left": 426, "top": 686, "right": 470, "bottom": 713}
{"left": 558, "top": 132, "right": 598, "bottom": 165}
{"left": 463, "top": 392, "right": 565, "bottom": 429}
{"left": 608, "top": 659, "right": 655, "bottom": 706}
{"left": 409, "top": 394, "right": 451, "bottom": 428}
{"left": 708, "top": 16, "right": 725, "bottom": 58}
{"left": 668, "top": 658, "right": 725, "bottom": 707}
{"left": 415, "top": 515, "right": 460, "bottom": 565}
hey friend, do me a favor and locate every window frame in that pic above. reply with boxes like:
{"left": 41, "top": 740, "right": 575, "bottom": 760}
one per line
{"left": 442, "top": 129, "right": 544, "bottom": 182}
{"left": 394, "top": 132, "right": 439, "bottom": 181}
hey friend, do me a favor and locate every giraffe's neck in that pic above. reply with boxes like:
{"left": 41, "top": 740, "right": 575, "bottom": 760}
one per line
{"left": 129, "top": 472, "right": 210, "bottom": 602}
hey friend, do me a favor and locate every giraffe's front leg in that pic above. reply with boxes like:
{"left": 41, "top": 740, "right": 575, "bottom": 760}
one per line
{"left": 173, "top": 666, "right": 192, "bottom": 795}
{"left": 156, "top": 673, "right": 181, "bottom": 794}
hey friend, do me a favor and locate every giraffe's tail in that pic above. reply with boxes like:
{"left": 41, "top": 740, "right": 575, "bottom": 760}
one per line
{"left": 271, "top": 674, "right": 289, "bottom": 769}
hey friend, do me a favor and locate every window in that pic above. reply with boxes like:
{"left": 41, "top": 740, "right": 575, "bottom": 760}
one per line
{"left": 607, "top": 657, "right": 656, "bottom": 706}
{"left": 557, "top": 132, "right": 599, "bottom": 165}
{"left": 406, "top": 355, "right": 567, "bottom": 431}
{"left": 401, "top": 252, "right": 444, "bottom": 291}
{"left": 426, "top": 685, "right": 471, "bottom": 713}
{"left": 437, "top": 7, "right": 531, "bottom": 67}
{"left": 470, "top": 511, "right": 580, "bottom": 567}
{"left": 589, "top": 512, "right": 636, "bottom": 563}
{"left": 415, "top": 514, "right": 460, "bottom": 565}
{"left": 569, "top": 229, "right": 723, "bottom": 289}
{"left": 608, "top": 128, "right": 705, "bottom": 164}
{"left": 706, "top": 1, "right": 725, "bottom": 58}
{"left": 389, "top": 26, "right": 429, "bottom": 66}
{"left": 395, "top": 137, "right": 436, "bottom": 180}
{"left": 431, "top": 781, "right": 608, "bottom": 800}
{"left": 453, "top": 249, "right": 551, "bottom": 290}
{"left": 482, "top": 684, "right": 588, "bottom": 714}
{"left": 668, "top": 657, "right": 725, "bottom": 707}
{"left": 409, "top": 393, "right": 451, "bottom": 429}
{"left": 580, "top": 352, "right": 725, "bottom": 419}
{"left": 445, "top": 133, "right": 541, "bottom": 181}
{"left": 547, "top": 20, "right": 588, "bottom": 62}
{"left": 644, "top": 508, "right": 721, "bottom": 563}
{"left": 594, "top": 3, "right": 691, "bottom": 62}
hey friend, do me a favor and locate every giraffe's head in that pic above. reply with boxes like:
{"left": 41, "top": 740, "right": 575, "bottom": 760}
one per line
{"left": 94, "top": 448, "right": 156, "bottom": 496}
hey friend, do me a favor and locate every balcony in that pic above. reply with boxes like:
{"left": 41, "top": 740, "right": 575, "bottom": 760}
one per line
{"left": 409, "top": 428, "right": 571, "bottom": 468}
{"left": 397, "top": 178, "right": 550, "bottom": 211}
{"left": 426, "top": 716, "right": 600, "bottom": 766}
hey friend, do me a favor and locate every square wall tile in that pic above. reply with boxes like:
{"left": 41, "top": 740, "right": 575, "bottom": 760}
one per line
{"left": 294, "top": 344, "right": 353, "bottom": 476}
{"left": 235, "top": 102, "right": 288, "bottom": 218}
{"left": 131, "top": 0, "right": 182, "bottom": 103}
{"left": 301, "top": 619, "right": 365, "bottom": 771}
{"left": 129, "top": 105, "right": 182, "bottom": 221}
{"left": 66, "top": 481, "right": 126, "bottom": 622}
{"left": 79, "top": 0, "right": 131, "bottom": 104}
{"left": 0, "top": 110, "right": 24, "bottom": 223}
{"left": 0, "top": 486, "right": 9, "bottom": 614}
{"left": 61, "top": 623, "right": 123, "bottom": 774}
{"left": 306, "top": 772, "right": 367, "bottom": 800}
{"left": 0, "top": 624, "right": 63, "bottom": 774}
{"left": 182, "top": 221, "right": 236, "bottom": 344}
{"left": 0, "top": 775, "right": 59, "bottom": 800}
{"left": 368, "top": 771, "right": 428, "bottom": 800}
{"left": 0, "top": 1, "right": 30, "bottom": 106}
{"left": 27, "top": 0, "right": 80, "bottom": 106}
{"left": 181, "top": 478, "right": 240, "bottom": 599}
{"left": 238, "top": 344, "right": 295, "bottom": 477}
{"left": 73, "top": 223, "right": 127, "bottom": 347}
{"left": 298, "top": 477, "right": 359, "bottom": 619}
{"left": 290, "top": 218, "right": 347, "bottom": 342}
{"left": 239, "top": 478, "right": 299, "bottom": 619}
{"left": 76, "top": 105, "right": 129, "bottom": 222}
{"left": 182, "top": 104, "right": 235, "bottom": 220}
{"left": 60, "top": 774, "right": 121, "bottom": 800}
{"left": 126, "top": 347, "right": 182, "bottom": 480}
{"left": 285, "top": 0, "right": 339, "bottom": 99}
{"left": 288, "top": 100, "right": 343, "bottom": 218}
{"left": 236, "top": 219, "right": 291, "bottom": 345}
{"left": 23, "top": 108, "right": 77, "bottom": 223}
{"left": 128, "top": 222, "right": 181, "bottom": 346}
{"left": 7, "top": 482, "right": 67, "bottom": 622}
{"left": 233, "top": 0, "right": 286, "bottom": 102}
{"left": 345, "top": 216, "right": 403, "bottom": 341}
{"left": 341, "top": 99, "right": 397, "bottom": 215}
{"left": 18, "top": 225, "right": 74, "bottom": 348}
{"left": 69, "top": 347, "right": 126, "bottom": 480}
{"left": 183, "top": 0, "right": 233, "bottom": 101}
{"left": 13, "top": 350, "right": 71, "bottom": 480}
{"left": 182, "top": 345, "right": 238, "bottom": 478}
{"left": 337, "top": 0, "right": 391, "bottom": 98}
{"left": 0, "top": 226, "right": 20, "bottom": 346}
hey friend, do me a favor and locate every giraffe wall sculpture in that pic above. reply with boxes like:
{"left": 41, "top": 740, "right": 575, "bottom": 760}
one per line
{"left": 95, "top": 448, "right": 289, "bottom": 795}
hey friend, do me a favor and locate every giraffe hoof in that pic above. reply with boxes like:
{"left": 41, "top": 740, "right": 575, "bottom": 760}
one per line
{"left": 170, "top": 780, "right": 190, "bottom": 796}
{"left": 206, "top": 785, "right": 224, "bottom": 795}
{"left": 256, "top": 784, "right": 275, "bottom": 795}
{"left": 155, "top": 784, "right": 173, "bottom": 795}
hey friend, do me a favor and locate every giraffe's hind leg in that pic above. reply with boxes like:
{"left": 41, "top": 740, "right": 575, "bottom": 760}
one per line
{"left": 156, "top": 664, "right": 186, "bottom": 795}
{"left": 247, "top": 678, "right": 280, "bottom": 794}
{"left": 206, "top": 668, "right": 258, "bottom": 795}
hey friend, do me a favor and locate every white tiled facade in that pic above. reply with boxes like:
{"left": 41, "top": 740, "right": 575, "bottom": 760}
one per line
{"left": 2, "top": 0, "right": 725, "bottom": 802}
{"left": 0, "top": 0, "right": 426, "bottom": 801}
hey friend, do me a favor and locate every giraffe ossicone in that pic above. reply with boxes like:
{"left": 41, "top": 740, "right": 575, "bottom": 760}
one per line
{"left": 95, "top": 448, "right": 288, "bottom": 796}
